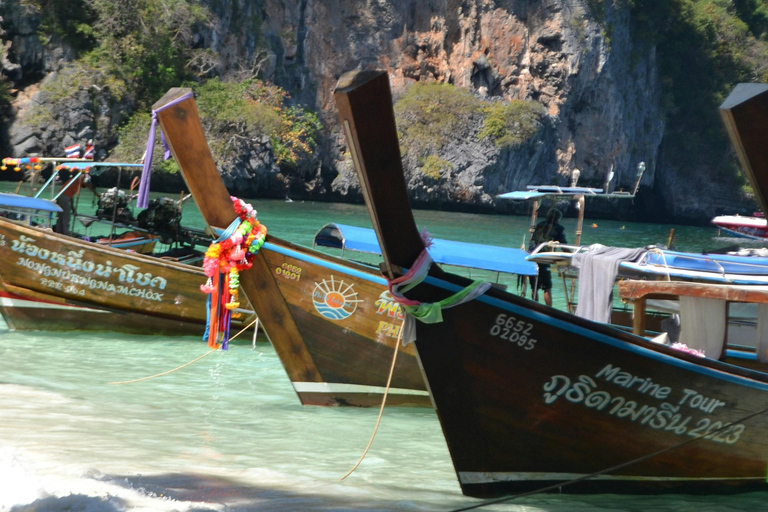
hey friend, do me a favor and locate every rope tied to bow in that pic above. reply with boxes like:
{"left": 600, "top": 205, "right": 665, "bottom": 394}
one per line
{"left": 386, "top": 229, "right": 492, "bottom": 344}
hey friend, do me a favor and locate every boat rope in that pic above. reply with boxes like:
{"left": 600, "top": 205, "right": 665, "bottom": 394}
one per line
{"left": 386, "top": 229, "right": 491, "bottom": 344}
{"left": 447, "top": 403, "right": 768, "bottom": 511}
{"left": 646, "top": 247, "right": 673, "bottom": 281}
{"left": 340, "top": 318, "right": 404, "bottom": 481}
{"left": 107, "top": 318, "right": 259, "bottom": 385}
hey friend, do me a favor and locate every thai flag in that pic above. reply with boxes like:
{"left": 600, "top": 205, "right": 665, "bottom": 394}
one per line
{"left": 65, "top": 144, "right": 80, "bottom": 158}
{"left": 83, "top": 145, "right": 94, "bottom": 160}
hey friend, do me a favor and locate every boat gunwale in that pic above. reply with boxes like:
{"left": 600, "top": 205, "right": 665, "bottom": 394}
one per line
{"left": 0, "top": 215, "right": 207, "bottom": 274}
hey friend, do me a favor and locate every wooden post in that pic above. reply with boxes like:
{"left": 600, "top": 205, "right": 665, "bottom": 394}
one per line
{"left": 574, "top": 194, "right": 585, "bottom": 246}
{"left": 633, "top": 298, "right": 647, "bottom": 336}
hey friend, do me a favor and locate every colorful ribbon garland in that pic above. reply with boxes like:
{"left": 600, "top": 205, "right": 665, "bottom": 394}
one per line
{"left": 200, "top": 197, "right": 267, "bottom": 349}
{"left": 1, "top": 157, "right": 39, "bottom": 171}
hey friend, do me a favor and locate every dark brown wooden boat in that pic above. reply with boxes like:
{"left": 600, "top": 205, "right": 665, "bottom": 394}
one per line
{"left": 0, "top": 213, "right": 255, "bottom": 335}
{"left": 150, "top": 88, "right": 430, "bottom": 407}
{"left": 335, "top": 70, "right": 768, "bottom": 496}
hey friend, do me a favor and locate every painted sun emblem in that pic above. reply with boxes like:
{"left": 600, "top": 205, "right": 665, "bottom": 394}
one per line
{"left": 312, "top": 276, "right": 362, "bottom": 320}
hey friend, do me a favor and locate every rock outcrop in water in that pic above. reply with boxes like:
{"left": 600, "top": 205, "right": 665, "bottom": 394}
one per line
{"left": 0, "top": 0, "right": 756, "bottom": 223}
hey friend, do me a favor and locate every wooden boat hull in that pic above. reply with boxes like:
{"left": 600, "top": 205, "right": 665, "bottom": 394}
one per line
{"left": 252, "top": 240, "right": 428, "bottom": 406}
{"left": 0, "top": 216, "right": 252, "bottom": 335}
{"left": 153, "top": 87, "right": 430, "bottom": 407}
{"left": 335, "top": 70, "right": 768, "bottom": 496}
{"left": 411, "top": 283, "right": 768, "bottom": 495}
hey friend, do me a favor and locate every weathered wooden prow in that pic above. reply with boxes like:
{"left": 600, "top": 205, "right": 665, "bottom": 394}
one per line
{"left": 152, "top": 88, "right": 322, "bottom": 384}
{"left": 720, "top": 83, "right": 768, "bottom": 215}
{"left": 333, "top": 70, "right": 425, "bottom": 276}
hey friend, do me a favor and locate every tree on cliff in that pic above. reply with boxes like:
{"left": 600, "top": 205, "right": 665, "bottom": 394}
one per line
{"left": 625, "top": 0, "right": 768, "bottom": 191}
{"left": 29, "top": 0, "right": 216, "bottom": 108}
{"left": 110, "top": 78, "right": 323, "bottom": 198}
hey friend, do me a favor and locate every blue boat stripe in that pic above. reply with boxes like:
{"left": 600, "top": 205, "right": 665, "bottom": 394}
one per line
{"left": 265, "top": 241, "right": 768, "bottom": 391}
{"left": 422, "top": 275, "right": 768, "bottom": 392}
{"left": 263, "top": 241, "right": 388, "bottom": 286}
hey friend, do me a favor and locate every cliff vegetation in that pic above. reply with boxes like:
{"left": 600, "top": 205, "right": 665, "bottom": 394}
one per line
{"left": 2, "top": 0, "right": 768, "bottom": 222}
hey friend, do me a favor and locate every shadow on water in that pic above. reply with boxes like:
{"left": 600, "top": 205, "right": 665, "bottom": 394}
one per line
{"left": 10, "top": 495, "right": 128, "bottom": 512}
{"left": 44, "top": 471, "right": 456, "bottom": 512}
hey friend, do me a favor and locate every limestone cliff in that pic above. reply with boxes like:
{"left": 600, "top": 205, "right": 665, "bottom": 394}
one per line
{"left": 248, "top": 0, "right": 672, "bottom": 216}
{"left": 1, "top": 0, "right": 756, "bottom": 223}
{"left": 185, "top": 0, "right": 756, "bottom": 221}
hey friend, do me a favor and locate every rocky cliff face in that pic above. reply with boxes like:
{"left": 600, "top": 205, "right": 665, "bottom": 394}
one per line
{"left": 1, "top": 0, "right": 755, "bottom": 222}
{"left": 252, "top": 0, "right": 678, "bottom": 216}
{"left": 1, "top": 1, "right": 133, "bottom": 163}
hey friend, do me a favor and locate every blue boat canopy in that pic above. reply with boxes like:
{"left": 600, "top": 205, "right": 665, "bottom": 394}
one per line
{"left": 497, "top": 186, "right": 606, "bottom": 201}
{"left": 314, "top": 223, "right": 538, "bottom": 276}
{"left": 0, "top": 192, "right": 62, "bottom": 213}
{"left": 57, "top": 162, "right": 144, "bottom": 175}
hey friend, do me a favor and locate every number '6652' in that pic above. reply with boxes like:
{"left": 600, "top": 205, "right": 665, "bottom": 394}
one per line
{"left": 490, "top": 313, "right": 537, "bottom": 350}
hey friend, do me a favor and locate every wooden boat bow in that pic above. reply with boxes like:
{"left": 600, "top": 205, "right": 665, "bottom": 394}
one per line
{"left": 720, "top": 84, "right": 768, "bottom": 216}
{"left": 334, "top": 71, "right": 425, "bottom": 278}
{"left": 152, "top": 88, "right": 323, "bottom": 384}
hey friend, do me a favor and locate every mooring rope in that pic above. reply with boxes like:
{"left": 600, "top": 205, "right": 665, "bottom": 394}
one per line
{"left": 107, "top": 318, "right": 259, "bottom": 385}
{"left": 340, "top": 319, "right": 405, "bottom": 481}
{"left": 448, "top": 403, "right": 768, "bottom": 511}
{"left": 647, "top": 247, "right": 673, "bottom": 281}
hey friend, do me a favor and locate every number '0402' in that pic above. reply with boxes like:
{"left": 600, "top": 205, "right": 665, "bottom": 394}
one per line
{"left": 490, "top": 313, "right": 536, "bottom": 350}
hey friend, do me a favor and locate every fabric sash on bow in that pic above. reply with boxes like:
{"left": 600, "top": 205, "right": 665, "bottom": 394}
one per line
{"left": 138, "top": 92, "right": 193, "bottom": 208}
{"left": 387, "top": 230, "right": 491, "bottom": 344}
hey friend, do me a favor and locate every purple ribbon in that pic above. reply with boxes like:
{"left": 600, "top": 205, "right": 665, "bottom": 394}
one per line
{"left": 137, "top": 91, "right": 194, "bottom": 208}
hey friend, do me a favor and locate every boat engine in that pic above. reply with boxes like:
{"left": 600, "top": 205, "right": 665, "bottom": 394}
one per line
{"left": 137, "top": 197, "right": 182, "bottom": 243}
{"left": 96, "top": 188, "right": 134, "bottom": 224}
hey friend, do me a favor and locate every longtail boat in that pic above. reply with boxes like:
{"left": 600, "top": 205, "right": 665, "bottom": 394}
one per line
{"left": 712, "top": 213, "right": 768, "bottom": 240}
{"left": 151, "top": 89, "right": 430, "bottom": 407}
{"left": 335, "top": 70, "right": 768, "bottom": 496}
{"left": 711, "top": 83, "right": 768, "bottom": 241}
{"left": 0, "top": 160, "right": 256, "bottom": 335}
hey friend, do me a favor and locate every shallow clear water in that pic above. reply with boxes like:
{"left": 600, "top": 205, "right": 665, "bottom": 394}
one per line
{"left": 1, "top": 195, "right": 766, "bottom": 511}
{"left": 4, "top": 333, "right": 767, "bottom": 512}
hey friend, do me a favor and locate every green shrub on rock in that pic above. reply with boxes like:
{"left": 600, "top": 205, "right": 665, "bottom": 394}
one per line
{"left": 419, "top": 154, "right": 453, "bottom": 180}
{"left": 112, "top": 77, "right": 321, "bottom": 178}
{"left": 394, "top": 82, "right": 483, "bottom": 156}
{"left": 479, "top": 100, "right": 546, "bottom": 149}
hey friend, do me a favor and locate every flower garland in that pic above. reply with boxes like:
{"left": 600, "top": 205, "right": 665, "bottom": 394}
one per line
{"left": 670, "top": 342, "right": 706, "bottom": 358}
{"left": 200, "top": 196, "right": 267, "bottom": 349}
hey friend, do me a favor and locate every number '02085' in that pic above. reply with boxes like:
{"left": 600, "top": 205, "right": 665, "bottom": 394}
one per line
{"left": 490, "top": 313, "right": 537, "bottom": 350}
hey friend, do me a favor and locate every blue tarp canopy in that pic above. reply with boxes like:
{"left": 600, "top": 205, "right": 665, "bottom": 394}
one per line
{"left": 314, "top": 223, "right": 538, "bottom": 276}
{"left": 646, "top": 249, "right": 768, "bottom": 276}
{"left": 497, "top": 186, "right": 606, "bottom": 201}
{"left": 0, "top": 192, "right": 62, "bottom": 213}
{"left": 59, "top": 162, "right": 144, "bottom": 169}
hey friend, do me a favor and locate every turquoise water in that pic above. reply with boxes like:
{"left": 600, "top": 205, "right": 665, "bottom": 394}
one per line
{"left": 1, "top": 195, "right": 766, "bottom": 511}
